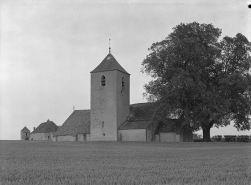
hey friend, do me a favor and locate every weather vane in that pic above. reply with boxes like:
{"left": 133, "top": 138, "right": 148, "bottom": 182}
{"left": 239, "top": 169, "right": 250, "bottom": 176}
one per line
{"left": 109, "top": 39, "right": 111, "bottom": 54}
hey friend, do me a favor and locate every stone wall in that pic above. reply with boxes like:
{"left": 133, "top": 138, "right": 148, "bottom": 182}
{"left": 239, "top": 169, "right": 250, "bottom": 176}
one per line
{"left": 30, "top": 133, "right": 51, "bottom": 140}
{"left": 57, "top": 135, "right": 76, "bottom": 141}
{"left": 90, "top": 70, "right": 130, "bottom": 141}
{"left": 20, "top": 131, "right": 30, "bottom": 140}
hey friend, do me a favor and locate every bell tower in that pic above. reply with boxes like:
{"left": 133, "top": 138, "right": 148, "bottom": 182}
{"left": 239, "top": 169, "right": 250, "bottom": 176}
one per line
{"left": 90, "top": 49, "right": 130, "bottom": 141}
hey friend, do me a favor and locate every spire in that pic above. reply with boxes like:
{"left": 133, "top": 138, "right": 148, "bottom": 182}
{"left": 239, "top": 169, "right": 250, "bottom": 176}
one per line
{"left": 90, "top": 53, "right": 130, "bottom": 75}
{"left": 109, "top": 39, "right": 111, "bottom": 54}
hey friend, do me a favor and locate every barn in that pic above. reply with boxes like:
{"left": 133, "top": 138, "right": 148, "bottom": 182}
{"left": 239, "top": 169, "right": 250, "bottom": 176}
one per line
{"left": 118, "top": 103, "right": 158, "bottom": 142}
{"left": 54, "top": 110, "right": 90, "bottom": 141}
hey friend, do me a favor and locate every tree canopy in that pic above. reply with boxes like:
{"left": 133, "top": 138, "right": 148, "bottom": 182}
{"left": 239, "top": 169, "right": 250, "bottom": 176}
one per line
{"left": 142, "top": 22, "right": 251, "bottom": 141}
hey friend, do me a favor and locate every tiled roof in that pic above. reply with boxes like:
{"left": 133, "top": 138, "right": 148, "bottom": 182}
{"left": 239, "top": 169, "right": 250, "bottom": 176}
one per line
{"left": 54, "top": 110, "right": 90, "bottom": 136}
{"left": 21, "top": 126, "right": 30, "bottom": 132}
{"left": 119, "top": 103, "right": 159, "bottom": 130}
{"left": 127, "top": 103, "right": 158, "bottom": 120}
{"left": 91, "top": 53, "right": 129, "bottom": 74}
{"left": 31, "top": 120, "right": 58, "bottom": 134}
{"left": 156, "top": 119, "right": 182, "bottom": 133}
{"left": 119, "top": 120, "right": 152, "bottom": 130}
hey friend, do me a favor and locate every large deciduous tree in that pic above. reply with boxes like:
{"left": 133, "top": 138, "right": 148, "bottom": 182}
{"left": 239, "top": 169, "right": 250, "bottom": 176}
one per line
{"left": 142, "top": 22, "right": 251, "bottom": 141}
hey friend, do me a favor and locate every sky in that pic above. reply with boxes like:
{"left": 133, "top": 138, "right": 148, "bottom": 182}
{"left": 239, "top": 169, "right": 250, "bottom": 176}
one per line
{"left": 1, "top": 0, "right": 251, "bottom": 140}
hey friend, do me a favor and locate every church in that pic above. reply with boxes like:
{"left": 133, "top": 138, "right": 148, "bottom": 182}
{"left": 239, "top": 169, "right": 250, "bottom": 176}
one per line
{"left": 53, "top": 48, "right": 193, "bottom": 142}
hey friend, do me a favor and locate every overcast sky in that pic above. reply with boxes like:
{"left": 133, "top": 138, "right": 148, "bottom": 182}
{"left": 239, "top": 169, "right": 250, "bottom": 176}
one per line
{"left": 1, "top": 0, "right": 251, "bottom": 140}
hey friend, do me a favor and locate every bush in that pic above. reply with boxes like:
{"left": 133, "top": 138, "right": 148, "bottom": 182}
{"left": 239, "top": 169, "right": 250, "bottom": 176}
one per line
{"left": 212, "top": 135, "right": 222, "bottom": 141}
{"left": 224, "top": 135, "right": 250, "bottom": 142}
{"left": 236, "top": 135, "right": 249, "bottom": 142}
{"left": 224, "top": 135, "right": 236, "bottom": 142}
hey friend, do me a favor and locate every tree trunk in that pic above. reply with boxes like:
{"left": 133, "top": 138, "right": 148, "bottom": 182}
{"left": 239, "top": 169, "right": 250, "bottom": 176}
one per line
{"left": 202, "top": 127, "right": 211, "bottom": 142}
{"left": 184, "top": 102, "right": 189, "bottom": 125}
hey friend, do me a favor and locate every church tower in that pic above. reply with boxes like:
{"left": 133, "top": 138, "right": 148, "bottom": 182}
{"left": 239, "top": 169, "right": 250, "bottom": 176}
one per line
{"left": 90, "top": 49, "right": 130, "bottom": 141}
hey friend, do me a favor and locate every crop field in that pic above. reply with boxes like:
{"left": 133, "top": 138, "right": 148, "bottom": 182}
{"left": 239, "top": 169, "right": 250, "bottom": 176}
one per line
{"left": 0, "top": 141, "right": 250, "bottom": 185}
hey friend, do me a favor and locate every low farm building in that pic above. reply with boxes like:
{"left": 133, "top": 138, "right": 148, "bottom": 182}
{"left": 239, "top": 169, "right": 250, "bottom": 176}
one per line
{"left": 54, "top": 110, "right": 90, "bottom": 141}
{"left": 30, "top": 119, "right": 58, "bottom": 140}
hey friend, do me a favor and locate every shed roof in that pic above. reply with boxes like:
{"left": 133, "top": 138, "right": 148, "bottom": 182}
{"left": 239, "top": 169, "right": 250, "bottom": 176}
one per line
{"left": 91, "top": 53, "right": 129, "bottom": 74}
{"left": 31, "top": 120, "right": 58, "bottom": 134}
{"left": 21, "top": 126, "right": 30, "bottom": 132}
{"left": 128, "top": 103, "right": 158, "bottom": 120}
{"left": 119, "top": 120, "right": 152, "bottom": 130}
{"left": 54, "top": 110, "right": 90, "bottom": 136}
{"left": 119, "top": 103, "right": 159, "bottom": 130}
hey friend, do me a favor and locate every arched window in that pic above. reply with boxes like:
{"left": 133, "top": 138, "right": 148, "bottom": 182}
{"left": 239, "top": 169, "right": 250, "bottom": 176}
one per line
{"left": 101, "top": 75, "right": 106, "bottom": 86}
{"left": 122, "top": 77, "right": 125, "bottom": 87}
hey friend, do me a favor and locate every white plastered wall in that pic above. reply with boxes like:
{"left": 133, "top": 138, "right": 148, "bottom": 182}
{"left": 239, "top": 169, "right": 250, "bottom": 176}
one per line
{"left": 119, "top": 129, "right": 146, "bottom": 141}
{"left": 57, "top": 135, "right": 76, "bottom": 141}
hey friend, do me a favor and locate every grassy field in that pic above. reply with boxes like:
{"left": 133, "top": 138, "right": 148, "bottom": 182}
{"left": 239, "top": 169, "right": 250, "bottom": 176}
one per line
{"left": 0, "top": 141, "right": 250, "bottom": 185}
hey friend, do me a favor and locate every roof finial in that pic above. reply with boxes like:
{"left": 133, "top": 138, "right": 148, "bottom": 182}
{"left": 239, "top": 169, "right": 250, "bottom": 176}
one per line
{"left": 109, "top": 39, "right": 111, "bottom": 54}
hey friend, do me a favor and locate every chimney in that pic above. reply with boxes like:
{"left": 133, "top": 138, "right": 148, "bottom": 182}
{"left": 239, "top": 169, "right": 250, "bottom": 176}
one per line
{"left": 33, "top": 127, "right": 36, "bottom": 131}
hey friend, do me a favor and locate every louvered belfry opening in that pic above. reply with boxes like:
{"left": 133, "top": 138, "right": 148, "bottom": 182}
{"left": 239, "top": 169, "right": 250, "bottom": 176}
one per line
{"left": 101, "top": 75, "right": 106, "bottom": 86}
{"left": 122, "top": 76, "right": 125, "bottom": 87}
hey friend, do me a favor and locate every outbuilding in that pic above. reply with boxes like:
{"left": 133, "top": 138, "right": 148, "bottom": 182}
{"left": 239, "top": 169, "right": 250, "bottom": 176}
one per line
{"left": 54, "top": 110, "right": 90, "bottom": 141}
{"left": 20, "top": 126, "right": 30, "bottom": 140}
{"left": 155, "top": 119, "right": 193, "bottom": 142}
{"left": 30, "top": 119, "right": 58, "bottom": 140}
{"left": 119, "top": 103, "right": 159, "bottom": 142}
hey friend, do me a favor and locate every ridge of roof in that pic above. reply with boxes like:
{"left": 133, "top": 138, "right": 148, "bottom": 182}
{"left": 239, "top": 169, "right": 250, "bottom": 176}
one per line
{"left": 90, "top": 53, "right": 130, "bottom": 75}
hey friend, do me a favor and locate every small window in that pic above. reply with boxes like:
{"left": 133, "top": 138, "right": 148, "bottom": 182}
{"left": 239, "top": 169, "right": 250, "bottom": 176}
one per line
{"left": 101, "top": 75, "right": 106, "bottom": 86}
{"left": 102, "top": 121, "right": 105, "bottom": 136}
{"left": 122, "top": 77, "right": 125, "bottom": 87}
